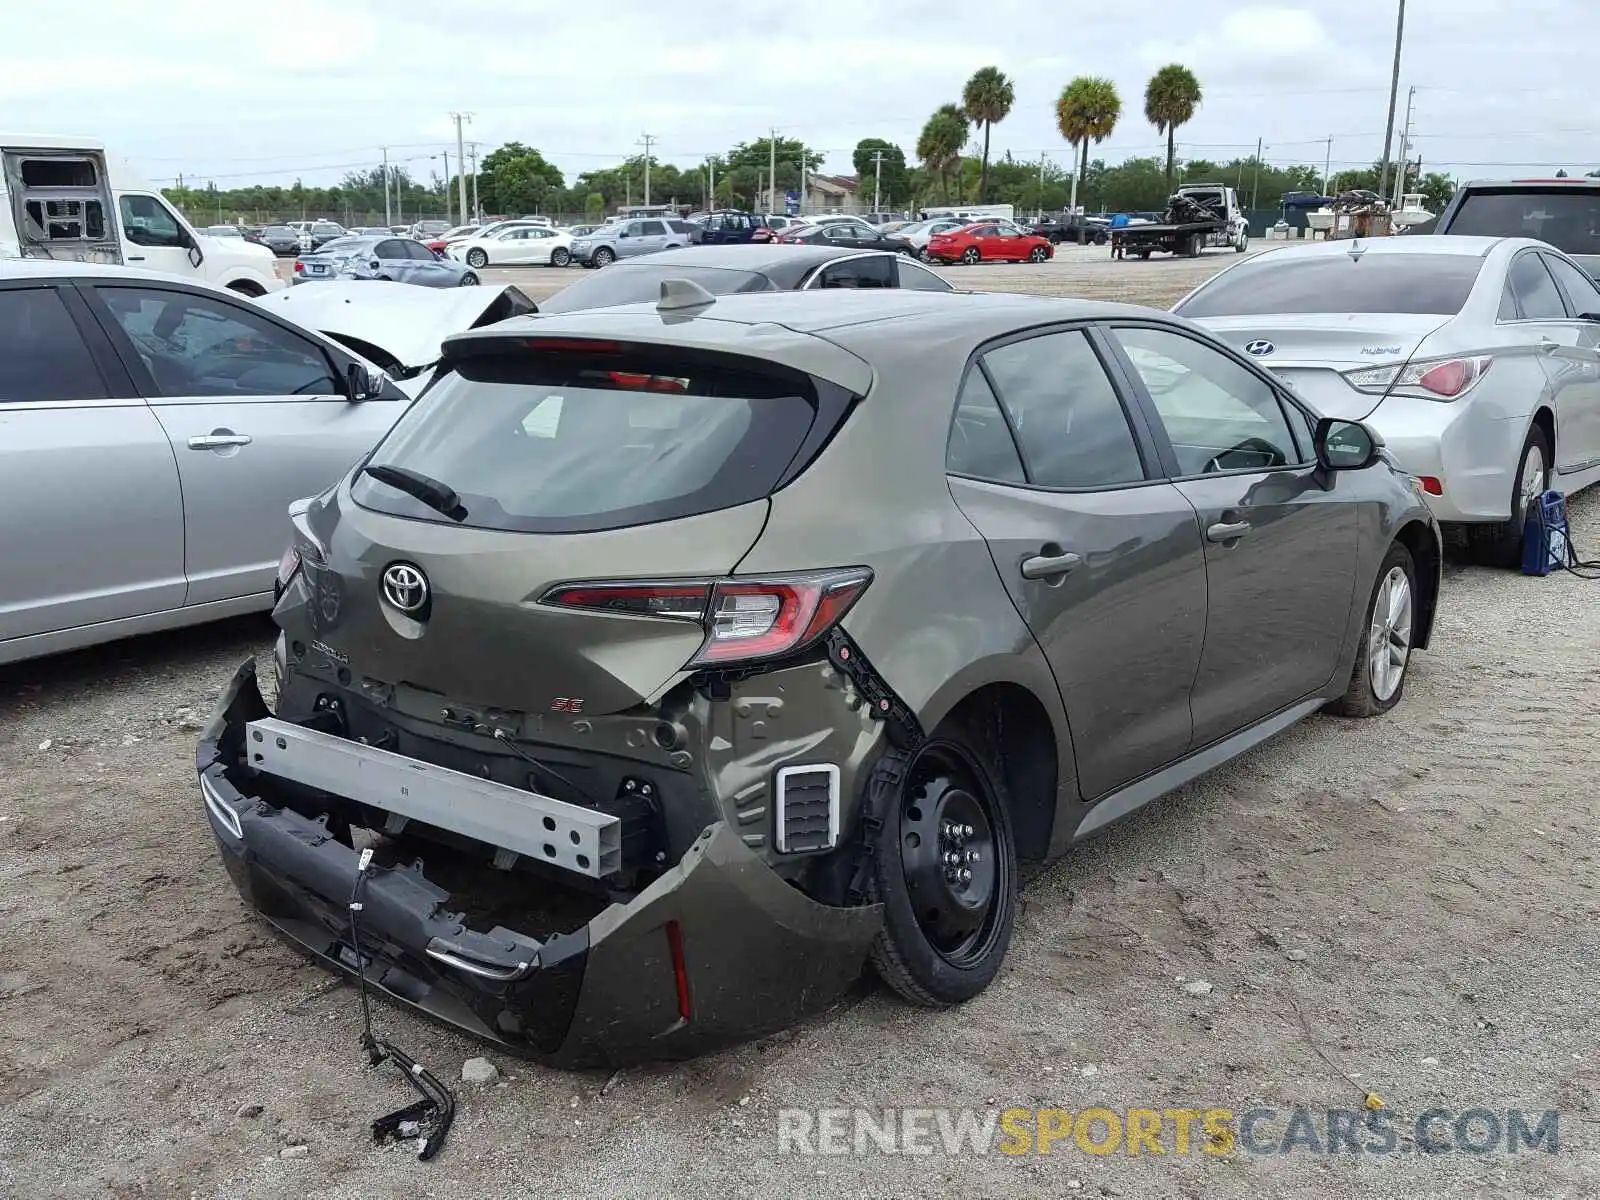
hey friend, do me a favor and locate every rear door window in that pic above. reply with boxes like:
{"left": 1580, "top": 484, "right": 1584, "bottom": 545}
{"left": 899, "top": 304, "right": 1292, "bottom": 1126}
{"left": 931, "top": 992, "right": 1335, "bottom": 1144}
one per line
{"left": 980, "top": 330, "right": 1146, "bottom": 489}
{"left": 353, "top": 346, "right": 830, "bottom": 533}
{"left": 0, "top": 287, "right": 109, "bottom": 403}
{"left": 1506, "top": 253, "right": 1566, "bottom": 320}
{"left": 814, "top": 256, "right": 894, "bottom": 289}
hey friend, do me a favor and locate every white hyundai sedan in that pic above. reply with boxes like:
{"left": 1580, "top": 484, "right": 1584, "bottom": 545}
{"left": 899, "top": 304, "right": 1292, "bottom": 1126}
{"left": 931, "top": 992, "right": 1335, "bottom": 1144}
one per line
{"left": 1174, "top": 234, "right": 1600, "bottom": 565}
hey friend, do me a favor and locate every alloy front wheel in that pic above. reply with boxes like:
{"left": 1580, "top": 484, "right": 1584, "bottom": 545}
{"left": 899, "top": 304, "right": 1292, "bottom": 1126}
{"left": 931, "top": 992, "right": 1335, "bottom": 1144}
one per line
{"left": 1328, "top": 541, "right": 1417, "bottom": 717}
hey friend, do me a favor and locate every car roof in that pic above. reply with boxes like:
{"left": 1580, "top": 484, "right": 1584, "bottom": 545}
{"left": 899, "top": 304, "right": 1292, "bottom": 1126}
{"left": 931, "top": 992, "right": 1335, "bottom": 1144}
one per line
{"left": 446, "top": 289, "right": 1165, "bottom": 395}
{"left": 602, "top": 243, "right": 879, "bottom": 274}
{"left": 0, "top": 258, "right": 208, "bottom": 283}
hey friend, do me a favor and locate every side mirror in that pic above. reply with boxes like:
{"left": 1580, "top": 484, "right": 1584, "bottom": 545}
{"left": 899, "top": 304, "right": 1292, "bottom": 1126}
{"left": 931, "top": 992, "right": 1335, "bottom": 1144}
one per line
{"left": 187, "top": 244, "right": 204, "bottom": 269}
{"left": 1578, "top": 311, "right": 1600, "bottom": 322}
{"left": 617, "top": 230, "right": 630, "bottom": 238}
{"left": 345, "top": 360, "right": 384, "bottom": 402}
{"left": 369, "top": 259, "right": 381, "bottom": 271}
{"left": 1315, "top": 417, "right": 1381, "bottom": 471}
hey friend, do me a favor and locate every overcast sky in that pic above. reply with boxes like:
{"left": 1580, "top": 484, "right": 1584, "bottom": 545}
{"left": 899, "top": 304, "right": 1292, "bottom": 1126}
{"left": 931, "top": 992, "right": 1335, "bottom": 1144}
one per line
{"left": 5, "top": 0, "right": 1592, "bottom": 193}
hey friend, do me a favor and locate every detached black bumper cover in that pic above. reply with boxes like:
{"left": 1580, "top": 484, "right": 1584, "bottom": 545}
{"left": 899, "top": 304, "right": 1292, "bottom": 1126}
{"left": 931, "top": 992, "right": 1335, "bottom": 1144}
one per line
{"left": 196, "top": 661, "right": 882, "bottom": 1068}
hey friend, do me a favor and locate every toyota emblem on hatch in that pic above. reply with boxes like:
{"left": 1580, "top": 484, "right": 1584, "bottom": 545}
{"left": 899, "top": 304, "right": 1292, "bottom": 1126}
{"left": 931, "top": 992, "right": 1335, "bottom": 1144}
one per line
{"left": 381, "top": 562, "right": 430, "bottom": 615}
{"left": 1244, "top": 339, "right": 1275, "bottom": 357}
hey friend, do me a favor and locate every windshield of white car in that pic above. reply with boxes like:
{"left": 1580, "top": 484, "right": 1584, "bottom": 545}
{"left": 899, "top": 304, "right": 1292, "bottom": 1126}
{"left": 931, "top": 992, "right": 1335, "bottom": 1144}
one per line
{"left": 1175, "top": 253, "right": 1486, "bottom": 317}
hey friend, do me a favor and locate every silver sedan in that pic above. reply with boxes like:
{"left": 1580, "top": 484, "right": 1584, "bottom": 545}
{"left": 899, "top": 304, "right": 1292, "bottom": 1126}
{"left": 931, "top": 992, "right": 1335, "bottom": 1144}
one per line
{"left": 1175, "top": 234, "right": 1600, "bottom": 564}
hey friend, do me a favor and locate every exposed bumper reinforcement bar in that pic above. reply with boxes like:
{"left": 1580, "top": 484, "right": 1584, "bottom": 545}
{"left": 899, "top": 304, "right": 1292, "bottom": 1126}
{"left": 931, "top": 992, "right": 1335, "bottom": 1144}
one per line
{"left": 196, "top": 660, "right": 884, "bottom": 1067}
{"left": 245, "top": 715, "right": 622, "bottom": 879}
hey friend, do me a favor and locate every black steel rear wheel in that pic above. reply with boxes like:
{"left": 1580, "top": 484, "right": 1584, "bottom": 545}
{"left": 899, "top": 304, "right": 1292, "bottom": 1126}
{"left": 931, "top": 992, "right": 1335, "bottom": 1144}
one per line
{"left": 869, "top": 731, "right": 1017, "bottom": 1005}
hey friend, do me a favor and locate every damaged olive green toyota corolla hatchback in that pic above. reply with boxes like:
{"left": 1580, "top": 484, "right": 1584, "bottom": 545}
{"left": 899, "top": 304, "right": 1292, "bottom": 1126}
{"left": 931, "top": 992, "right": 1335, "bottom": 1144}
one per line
{"left": 198, "top": 286, "right": 1441, "bottom": 1067}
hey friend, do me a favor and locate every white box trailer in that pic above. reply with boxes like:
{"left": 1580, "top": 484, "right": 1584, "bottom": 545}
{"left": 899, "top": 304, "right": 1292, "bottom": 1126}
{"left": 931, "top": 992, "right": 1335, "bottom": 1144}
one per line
{"left": 0, "top": 135, "right": 283, "bottom": 294}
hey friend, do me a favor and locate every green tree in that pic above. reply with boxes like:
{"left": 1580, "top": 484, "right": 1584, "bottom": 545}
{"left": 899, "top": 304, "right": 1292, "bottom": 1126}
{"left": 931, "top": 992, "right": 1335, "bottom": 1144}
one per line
{"left": 852, "top": 138, "right": 910, "bottom": 210}
{"left": 917, "top": 104, "right": 968, "bottom": 203}
{"left": 961, "top": 66, "right": 1015, "bottom": 203}
{"left": 584, "top": 192, "right": 605, "bottom": 217}
{"left": 1143, "top": 65, "right": 1203, "bottom": 193}
{"left": 478, "top": 143, "right": 564, "bottom": 215}
{"left": 1056, "top": 76, "right": 1122, "bottom": 210}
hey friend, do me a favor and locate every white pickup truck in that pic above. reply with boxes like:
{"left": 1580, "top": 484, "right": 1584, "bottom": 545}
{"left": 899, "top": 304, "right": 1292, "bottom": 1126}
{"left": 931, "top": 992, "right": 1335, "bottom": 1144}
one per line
{"left": 1, "top": 136, "right": 283, "bottom": 295}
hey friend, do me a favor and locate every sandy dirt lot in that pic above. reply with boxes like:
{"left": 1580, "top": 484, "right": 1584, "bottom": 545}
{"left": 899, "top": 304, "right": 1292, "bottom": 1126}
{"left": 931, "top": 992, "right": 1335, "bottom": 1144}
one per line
{"left": 3, "top": 250, "right": 1597, "bottom": 1199}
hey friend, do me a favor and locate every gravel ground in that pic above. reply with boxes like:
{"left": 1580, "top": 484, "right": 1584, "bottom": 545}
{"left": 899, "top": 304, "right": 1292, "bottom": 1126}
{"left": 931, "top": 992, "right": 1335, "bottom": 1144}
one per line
{"left": 3, "top": 250, "right": 1597, "bottom": 1199}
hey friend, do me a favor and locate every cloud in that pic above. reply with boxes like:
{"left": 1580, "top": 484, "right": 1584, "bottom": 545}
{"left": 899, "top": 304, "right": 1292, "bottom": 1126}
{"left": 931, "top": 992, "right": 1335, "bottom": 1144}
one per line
{"left": 0, "top": 0, "right": 1593, "bottom": 186}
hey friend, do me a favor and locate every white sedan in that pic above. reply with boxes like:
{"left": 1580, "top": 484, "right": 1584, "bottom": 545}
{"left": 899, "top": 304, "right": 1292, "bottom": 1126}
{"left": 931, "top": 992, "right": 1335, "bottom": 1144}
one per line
{"left": 448, "top": 226, "right": 574, "bottom": 269}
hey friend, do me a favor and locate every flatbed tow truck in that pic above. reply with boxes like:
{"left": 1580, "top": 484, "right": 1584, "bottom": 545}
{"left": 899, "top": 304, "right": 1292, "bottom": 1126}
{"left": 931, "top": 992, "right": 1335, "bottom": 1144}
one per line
{"left": 1111, "top": 184, "right": 1250, "bottom": 260}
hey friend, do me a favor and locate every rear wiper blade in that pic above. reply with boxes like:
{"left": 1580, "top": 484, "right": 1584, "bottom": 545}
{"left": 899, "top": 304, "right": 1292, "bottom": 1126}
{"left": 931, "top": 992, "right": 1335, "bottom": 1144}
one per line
{"left": 363, "top": 464, "right": 468, "bottom": 521}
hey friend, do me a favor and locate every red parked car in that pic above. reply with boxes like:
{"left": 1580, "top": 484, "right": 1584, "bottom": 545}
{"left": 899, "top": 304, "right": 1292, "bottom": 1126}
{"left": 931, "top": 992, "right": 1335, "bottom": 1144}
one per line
{"left": 925, "top": 223, "right": 1053, "bottom": 265}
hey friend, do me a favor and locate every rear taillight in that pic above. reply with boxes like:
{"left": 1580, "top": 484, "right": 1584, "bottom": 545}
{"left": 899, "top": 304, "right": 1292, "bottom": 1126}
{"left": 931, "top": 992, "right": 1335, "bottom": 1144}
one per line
{"left": 1342, "top": 355, "right": 1492, "bottom": 401}
{"left": 293, "top": 260, "right": 304, "bottom": 272}
{"left": 274, "top": 545, "right": 301, "bottom": 601}
{"left": 540, "top": 569, "right": 872, "bottom": 667}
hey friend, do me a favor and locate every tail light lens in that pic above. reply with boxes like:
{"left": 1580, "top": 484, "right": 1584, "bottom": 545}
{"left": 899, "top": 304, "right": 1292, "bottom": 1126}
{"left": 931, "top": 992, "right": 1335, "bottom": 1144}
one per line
{"left": 1343, "top": 356, "right": 1493, "bottom": 401}
{"left": 540, "top": 568, "right": 872, "bottom": 667}
{"left": 274, "top": 545, "right": 301, "bottom": 600}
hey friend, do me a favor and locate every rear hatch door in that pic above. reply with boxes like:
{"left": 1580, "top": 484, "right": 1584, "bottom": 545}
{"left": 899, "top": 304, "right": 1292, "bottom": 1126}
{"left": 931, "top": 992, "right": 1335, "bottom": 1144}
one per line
{"left": 300, "top": 335, "right": 851, "bottom": 716}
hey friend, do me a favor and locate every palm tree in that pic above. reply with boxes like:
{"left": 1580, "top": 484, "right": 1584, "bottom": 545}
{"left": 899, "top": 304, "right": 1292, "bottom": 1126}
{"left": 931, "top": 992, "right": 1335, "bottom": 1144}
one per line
{"left": 1144, "top": 64, "right": 1203, "bottom": 192}
{"left": 1055, "top": 76, "right": 1122, "bottom": 213}
{"left": 917, "top": 104, "right": 968, "bottom": 202}
{"left": 962, "top": 66, "right": 1015, "bottom": 203}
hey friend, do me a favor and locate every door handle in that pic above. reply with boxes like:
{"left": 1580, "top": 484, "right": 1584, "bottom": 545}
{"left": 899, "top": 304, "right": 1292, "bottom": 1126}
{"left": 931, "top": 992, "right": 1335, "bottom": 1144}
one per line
{"left": 1020, "top": 550, "right": 1082, "bottom": 579}
{"left": 187, "top": 433, "right": 253, "bottom": 450}
{"left": 1538, "top": 337, "right": 1561, "bottom": 354}
{"left": 127, "top": 255, "right": 146, "bottom": 261}
{"left": 1207, "top": 520, "right": 1251, "bottom": 542}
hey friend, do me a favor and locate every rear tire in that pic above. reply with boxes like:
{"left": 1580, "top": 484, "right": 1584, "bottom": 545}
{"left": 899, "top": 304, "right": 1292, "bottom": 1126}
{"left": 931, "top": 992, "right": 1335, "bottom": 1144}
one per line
{"left": 868, "top": 726, "right": 1018, "bottom": 1006}
{"left": 1185, "top": 232, "right": 1203, "bottom": 258}
{"left": 465, "top": 248, "right": 488, "bottom": 268}
{"left": 1328, "top": 541, "right": 1417, "bottom": 718}
{"left": 1468, "top": 423, "right": 1550, "bottom": 568}
{"left": 551, "top": 247, "right": 571, "bottom": 267}
{"left": 960, "top": 247, "right": 980, "bottom": 265}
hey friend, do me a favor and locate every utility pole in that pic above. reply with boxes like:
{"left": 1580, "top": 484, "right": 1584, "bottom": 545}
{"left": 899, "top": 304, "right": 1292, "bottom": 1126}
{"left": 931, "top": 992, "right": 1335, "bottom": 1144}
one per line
{"left": 1378, "top": 0, "right": 1407, "bottom": 200}
{"left": 1393, "top": 86, "right": 1416, "bottom": 208}
{"left": 439, "top": 149, "right": 450, "bottom": 218}
{"left": 707, "top": 158, "right": 715, "bottom": 208}
{"left": 1322, "top": 137, "right": 1333, "bottom": 195}
{"left": 798, "top": 156, "right": 807, "bottom": 215}
{"left": 768, "top": 127, "right": 778, "bottom": 214}
{"left": 638, "top": 133, "right": 655, "bottom": 205}
{"left": 450, "top": 112, "right": 472, "bottom": 223}
{"left": 1037, "top": 154, "right": 1046, "bottom": 220}
{"left": 1251, "top": 136, "right": 1263, "bottom": 209}
{"left": 468, "top": 143, "right": 479, "bottom": 220}
{"left": 872, "top": 149, "right": 884, "bottom": 212}
{"left": 380, "top": 145, "right": 391, "bottom": 225}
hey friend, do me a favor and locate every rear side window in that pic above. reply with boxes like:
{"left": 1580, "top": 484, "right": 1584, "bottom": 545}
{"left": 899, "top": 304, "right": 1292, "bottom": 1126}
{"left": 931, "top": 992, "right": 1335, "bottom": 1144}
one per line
{"left": 1543, "top": 254, "right": 1600, "bottom": 316}
{"left": 1506, "top": 253, "right": 1565, "bottom": 320}
{"left": 354, "top": 347, "right": 828, "bottom": 533}
{"left": 1446, "top": 188, "right": 1600, "bottom": 257}
{"left": 947, "top": 368, "right": 1024, "bottom": 483}
{"left": 0, "top": 288, "right": 107, "bottom": 403}
{"left": 980, "top": 330, "right": 1145, "bottom": 489}
{"left": 1177, "top": 254, "right": 1484, "bottom": 317}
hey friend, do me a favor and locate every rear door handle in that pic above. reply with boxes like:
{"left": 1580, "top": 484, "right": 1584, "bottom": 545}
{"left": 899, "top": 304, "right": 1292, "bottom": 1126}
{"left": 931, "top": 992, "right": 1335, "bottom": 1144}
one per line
{"left": 1207, "top": 520, "right": 1251, "bottom": 542}
{"left": 127, "top": 254, "right": 146, "bottom": 261}
{"left": 1020, "top": 551, "right": 1082, "bottom": 579}
{"left": 187, "top": 433, "right": 253, "bottom": 450}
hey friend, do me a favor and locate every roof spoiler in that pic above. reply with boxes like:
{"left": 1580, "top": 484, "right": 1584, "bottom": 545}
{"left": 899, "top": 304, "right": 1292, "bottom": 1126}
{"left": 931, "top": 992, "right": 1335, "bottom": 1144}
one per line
{"left": 657, "top": 278, "right": 717, "bottom": 312}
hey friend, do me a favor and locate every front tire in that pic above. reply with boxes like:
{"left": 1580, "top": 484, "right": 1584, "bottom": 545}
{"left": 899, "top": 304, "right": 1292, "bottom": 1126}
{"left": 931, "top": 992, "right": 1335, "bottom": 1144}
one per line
{"left": 868, "top": 728, "right": 1018, "bottom": 1006}
{"left": 458, "top": 272, "right": 479, "bottom": 286}
{"left": 1468, "top": 423, "right": 1550, "bottom": 568}
{"left": 592, "top": 246, "right": 616, "bottom": 267}
{"left": 1028, "top": 245, "right": 1049, "bottom": 263}
{"left": 465, "top": 248, "right": 488, "bottom": 268}
{"left": 1328, "top": 541, "right": 1417, "bottom": 718}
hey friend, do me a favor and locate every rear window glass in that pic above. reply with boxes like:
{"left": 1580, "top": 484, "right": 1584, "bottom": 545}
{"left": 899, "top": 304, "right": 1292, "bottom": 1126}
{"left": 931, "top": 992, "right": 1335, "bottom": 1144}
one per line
{"left": 1446, "top": 188, "right": 1600, "bottom": 257}
{"left": 352, "top": 347, "right": 820, "bottom": 533}
{"left": 1176, "top": 254, "right": 1484, "bottom": 317}
{"left": 535, "top": 265, "right": 772, "bottom": 314}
